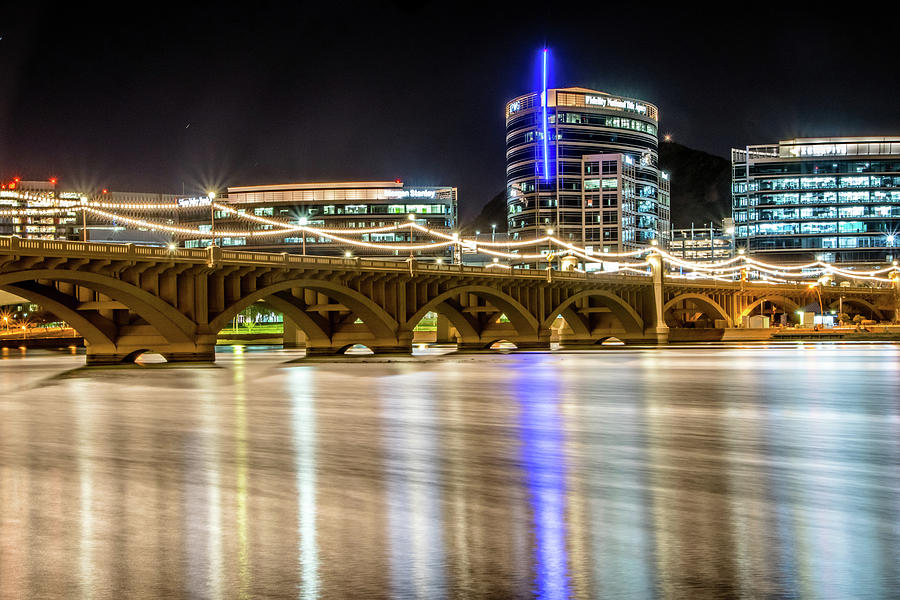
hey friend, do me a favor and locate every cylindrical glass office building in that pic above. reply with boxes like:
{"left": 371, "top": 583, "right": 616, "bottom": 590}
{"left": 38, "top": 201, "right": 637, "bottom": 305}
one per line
{"left": 505, "top": 87, "right": 669, "bottom": 253}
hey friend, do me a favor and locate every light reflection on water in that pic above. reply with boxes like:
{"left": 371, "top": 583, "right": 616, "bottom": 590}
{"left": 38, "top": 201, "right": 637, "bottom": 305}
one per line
{"left": 0, "top": 344, "right": 898, "bottom": 598}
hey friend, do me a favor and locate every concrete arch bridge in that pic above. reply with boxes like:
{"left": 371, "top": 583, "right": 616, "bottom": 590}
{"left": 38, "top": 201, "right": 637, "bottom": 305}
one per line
{"left": 0, "top": 237, "right": 896, "bottom": 364}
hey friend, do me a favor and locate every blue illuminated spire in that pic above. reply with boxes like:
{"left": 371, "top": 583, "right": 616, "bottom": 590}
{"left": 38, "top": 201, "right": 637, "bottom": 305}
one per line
{"left": 541, "top": 48, "right": 550, "bottom": 181}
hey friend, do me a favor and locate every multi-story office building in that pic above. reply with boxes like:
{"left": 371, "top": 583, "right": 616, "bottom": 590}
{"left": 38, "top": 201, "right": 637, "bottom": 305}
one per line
{"left": 733, "top": 137, "right": 900, "bottom": 264}
{"left": 185, "top": 181, "right": 457, "bottom": 260}
{"left": 0, "top": 177, "right": 186, "bottom": 243}
{"left": 669, "top": 221, "right": 735, "bottom": 263}
{"left": 505, "top": 87, "right": 670, "bottom": 255}
{"left": 0, "top": 178, "right": 80, "bottom": 240}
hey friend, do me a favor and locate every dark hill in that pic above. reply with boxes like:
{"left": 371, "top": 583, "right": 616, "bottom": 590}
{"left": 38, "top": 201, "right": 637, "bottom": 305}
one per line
{"left": 465, "top": 142, "right": 732, "bottom": 233}
{"left": 659, "top": 141, "right": 731, "bottom": 228}
{"left": 461, "top": 189, "right": 506, "bottom": 235}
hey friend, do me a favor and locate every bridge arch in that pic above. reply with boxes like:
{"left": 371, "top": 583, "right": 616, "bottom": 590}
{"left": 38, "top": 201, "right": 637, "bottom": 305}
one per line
{"left": 543, "top": 290, "right": 645, "bottom": 335}
{"left": 404, "top": 285, "right": 539, "bottom": 339}
{"left": 827, "top": 297, "right": 885, "bottom": 321}
{"left": 210, "top": 279, "right": 399, "bottom": 342}
{"left": 1, "top": 281, "right": 117, "bottom": 351}
{"left": 740, "top": 295, "right": 800, "bottom": 319}
{"left": 0, "top": 269, "right": 197, "bottom": 345}
{"left": 663, "top": 293, "right": 733, "bottom": 328}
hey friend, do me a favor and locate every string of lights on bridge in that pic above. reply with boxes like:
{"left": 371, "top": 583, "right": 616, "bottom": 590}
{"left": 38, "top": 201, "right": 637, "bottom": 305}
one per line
{"left": 2, "top": 190, "right": 898, "bottom": 284}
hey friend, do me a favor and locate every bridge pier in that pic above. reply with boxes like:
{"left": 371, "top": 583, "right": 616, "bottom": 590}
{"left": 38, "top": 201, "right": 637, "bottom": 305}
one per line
{"left": 85, "top": 347, "right": 216, "bottom": 366}
{"left": 453, "top": 335, "right": 552, "bottom": 353}
{"left": 512, "top": 339, "right": 553, "bottom": 351}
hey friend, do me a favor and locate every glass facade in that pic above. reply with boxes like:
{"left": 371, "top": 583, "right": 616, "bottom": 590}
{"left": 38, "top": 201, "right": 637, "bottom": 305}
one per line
{"left": 732, "top": 138, "right": 900, "bottom": 264}
{"left": 183, "top": 181, "right": 458, "bottom": 260}
{"left": 505, "top": 87, "right": 670, "bottom": 254}
{"left": 669, "top": 225, "right": 734, "bottom": 262}
{"left": 0, "top": 180, "right": 80, "bottom": 240}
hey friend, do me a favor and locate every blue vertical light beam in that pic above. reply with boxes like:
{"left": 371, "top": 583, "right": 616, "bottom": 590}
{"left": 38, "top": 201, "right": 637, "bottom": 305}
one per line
{"left": 542, "top": 48, "right": 550, "bottom": 181}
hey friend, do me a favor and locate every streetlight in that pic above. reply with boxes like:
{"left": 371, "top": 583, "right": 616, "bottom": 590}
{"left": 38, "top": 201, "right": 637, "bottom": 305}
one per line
{"left": 207, "top": 191, "right": 217, "bottom": 247}
{"left": 80, "top": 196, "right": 89, "bottom": 242}
{"left": 546, "top": 228, "right": 554, "bottom": 263}
{"left": 808, "top": 282, "right": 823, "bottom": 324}
{"left": 298, "top": 217, "right": 309, "bottom": 255}
{"left": 491, "top": 223, "right": 496, "bottom": 243}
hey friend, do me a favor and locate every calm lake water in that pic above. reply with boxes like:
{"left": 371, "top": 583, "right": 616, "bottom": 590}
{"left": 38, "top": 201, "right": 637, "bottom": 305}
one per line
{"left": 0, "top": 343, "right": 898, "bottom": 599}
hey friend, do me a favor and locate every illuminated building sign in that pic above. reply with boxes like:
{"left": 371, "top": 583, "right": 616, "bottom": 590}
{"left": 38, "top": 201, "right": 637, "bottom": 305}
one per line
{"left": 585, "top": 95, "right": 648, "bottom": 115}
{"left": 508, "top": 100, "right": 521, "bottom": 114}
{"left": 384, "top": 189, "right": 436, "bottom": 199}
{"left": 177, "top": 197, "right": 212, "bottom": 207}
{"left": 788, "top": 144, "right": 848, "bottom": 157}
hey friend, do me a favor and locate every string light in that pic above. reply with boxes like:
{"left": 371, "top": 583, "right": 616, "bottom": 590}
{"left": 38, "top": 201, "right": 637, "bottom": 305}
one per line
{"left": 2, "top": 189, "right": 898, "bottom": 284}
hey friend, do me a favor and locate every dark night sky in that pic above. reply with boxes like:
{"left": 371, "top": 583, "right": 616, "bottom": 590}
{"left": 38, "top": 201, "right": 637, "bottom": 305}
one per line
{"left": 2, "top": 2, "right": 899, "bottom": 219}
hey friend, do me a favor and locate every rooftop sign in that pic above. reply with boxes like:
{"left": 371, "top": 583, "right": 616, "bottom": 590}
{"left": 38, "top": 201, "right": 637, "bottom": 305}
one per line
{"left": 787, "top": 144, "right": 848, "bottom": 157}
{"left": 384, "top": 189, "right": 436, "bottom": 199}
{"left": 585, "top": 94, "right": 648, "bottom": 115}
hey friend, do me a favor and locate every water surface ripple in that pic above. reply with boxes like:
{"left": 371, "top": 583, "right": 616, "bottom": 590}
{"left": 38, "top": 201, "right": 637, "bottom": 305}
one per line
{"left": 0, "top": 343, "right": 898, "bottom": 599}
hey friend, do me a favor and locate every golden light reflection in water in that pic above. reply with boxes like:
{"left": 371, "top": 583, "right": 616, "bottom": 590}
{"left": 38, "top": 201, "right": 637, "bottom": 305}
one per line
{"left": 290, "top": 368, "right": 319, "bottom": 600}
{"left": 0, "top": 345, "right": 897, "bottom": 598}
{"left": 75, "top": 381, "right": 95, "bottom": 600}
{"left": 202, "top": 381, "right": 224, "bottom": 600}
{"left": 381, "top": 370, "right": 446, "bottom": 597}
{"left": 233, "top": 353, "right": 250, "bottom": 599}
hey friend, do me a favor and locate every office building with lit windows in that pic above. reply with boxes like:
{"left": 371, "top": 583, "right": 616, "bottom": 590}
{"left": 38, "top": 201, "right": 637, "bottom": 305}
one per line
{"left": 669, "top": 221, "right": 735, "bottom": 263}
{"left": 505, "top": 87, "right": 670, "bottom": 256}
{"left": 184, "top": 181, "right": 457, "bottom": 260}
{"left": 0, "top": 178, "right": 80, "bottom": 240}
{"left": 732, "top": 137, "right": 900, "bottom": 264}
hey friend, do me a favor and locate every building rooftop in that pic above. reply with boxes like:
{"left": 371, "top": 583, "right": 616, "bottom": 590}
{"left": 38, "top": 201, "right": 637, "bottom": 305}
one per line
{"left": 228, "top": 181, "right": 406, "bottom": 193}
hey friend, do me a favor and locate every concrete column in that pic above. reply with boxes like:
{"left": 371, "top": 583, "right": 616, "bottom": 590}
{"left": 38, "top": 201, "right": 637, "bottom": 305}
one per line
{"left": 282, "top": 317, "right": 308, "bottom": 348}
{"left": 435, "top": 313, "right": 452, "bottom": 343}
{"left": 649, "top": 253, "right": 669, "bottom": 344}
{"left": 893, "top": 273, "right": 900, "bottom": 323}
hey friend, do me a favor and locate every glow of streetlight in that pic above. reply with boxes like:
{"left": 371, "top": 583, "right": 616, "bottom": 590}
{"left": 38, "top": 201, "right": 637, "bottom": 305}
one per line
{"left": 344, "top": 251, "right": 353, "bottom": 258}
{"left": 298, "top": 217, "right": 308, "bottom": 226}
{"left": 207, "top": 191, "right": 216, "bottom": 200}
{"left": 546, "top": 228, "right": 554, "bottom": 236}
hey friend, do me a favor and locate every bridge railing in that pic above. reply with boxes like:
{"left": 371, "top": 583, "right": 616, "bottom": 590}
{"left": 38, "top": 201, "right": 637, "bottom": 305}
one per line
{"left": 0, "top": 236, "right": 889, "bottom": 292}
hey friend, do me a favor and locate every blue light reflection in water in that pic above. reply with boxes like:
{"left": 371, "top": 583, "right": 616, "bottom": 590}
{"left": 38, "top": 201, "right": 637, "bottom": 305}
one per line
{"left": 515, "top": 357, "right": 571, "bottom": 600}
{"left": 0, "top": 345, "right": 899, "bottom": 598}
